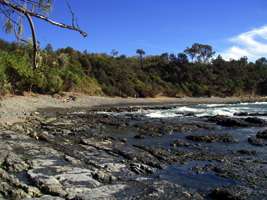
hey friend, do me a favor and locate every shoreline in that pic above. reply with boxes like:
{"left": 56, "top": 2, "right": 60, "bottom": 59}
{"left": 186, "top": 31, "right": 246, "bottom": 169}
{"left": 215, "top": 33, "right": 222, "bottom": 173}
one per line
{"left": 0, "top": 94, "right": 267, "bottom": 199}
{"left": 0, "top": 93, "right": 266, "bottom": 124}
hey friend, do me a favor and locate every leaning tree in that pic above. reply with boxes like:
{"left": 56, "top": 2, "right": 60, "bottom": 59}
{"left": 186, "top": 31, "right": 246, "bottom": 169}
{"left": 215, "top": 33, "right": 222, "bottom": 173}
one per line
{"left": 0, "top": 0, "right": 87, "bottom": 69}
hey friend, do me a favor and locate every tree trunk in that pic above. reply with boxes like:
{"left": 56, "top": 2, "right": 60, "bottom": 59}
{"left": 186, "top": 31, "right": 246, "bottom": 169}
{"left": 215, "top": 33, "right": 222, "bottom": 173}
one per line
{"left": 25, "top": 13, "right": 38, "bottom": 69}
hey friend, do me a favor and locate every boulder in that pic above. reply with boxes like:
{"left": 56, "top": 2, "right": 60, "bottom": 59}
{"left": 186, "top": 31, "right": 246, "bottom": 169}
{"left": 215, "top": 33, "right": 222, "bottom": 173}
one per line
{"left": 208, "top": 116, "right": 249, "bottom": 127}
{"left": 209, "top": 188, "right": 242, "bottom": 200}
{"left": 209, "top": 116, "right": 266, "bottom": 127}
{"left": 256, "top": 130, "right": 267, "bottom": 139}
{"left": 244, "top": 117, "right": 266, "bottom": 125}
{"left": 248, "top": 137, "right": 265, "bottom": 146}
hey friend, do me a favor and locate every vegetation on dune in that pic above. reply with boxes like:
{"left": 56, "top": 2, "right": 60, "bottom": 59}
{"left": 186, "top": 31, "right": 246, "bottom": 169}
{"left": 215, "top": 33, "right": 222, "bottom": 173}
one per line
{"left": 0, "top": 40, "right": 267, "bottom": 97}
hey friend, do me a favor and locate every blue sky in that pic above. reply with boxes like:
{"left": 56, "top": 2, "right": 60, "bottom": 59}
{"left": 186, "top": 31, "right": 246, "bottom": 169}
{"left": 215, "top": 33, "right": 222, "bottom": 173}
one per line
{"left": 1, "top": 0, "right": 267, "bottom": 59}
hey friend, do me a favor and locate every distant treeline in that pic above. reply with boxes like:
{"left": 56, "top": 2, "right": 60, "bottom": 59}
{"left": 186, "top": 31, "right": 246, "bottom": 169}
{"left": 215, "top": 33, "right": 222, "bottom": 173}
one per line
{"left": 0, "top": 39, "right": 267, "bottom": 97}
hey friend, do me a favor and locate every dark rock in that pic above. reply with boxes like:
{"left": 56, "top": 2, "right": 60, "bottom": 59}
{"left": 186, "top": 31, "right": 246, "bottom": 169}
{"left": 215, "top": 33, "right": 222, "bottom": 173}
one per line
{"left": 209, "top": 188, "right": 242, "bottom": 200}
{"left": 234, "top": 112, "right": 267, "bottom": 117}
{"left": 237, "top": 150, "right": 256, "bottom": 155}
{"left": 234, "top": 112, "right": 249, "bottom": 116}
{"left": 134, "top": 135, "right": 145, "bottom": 139}
{"left": 170, "top": 139, "right": 190, "bottom": 147}
{"left": 37, "top": 131, "right": 52, "bottom": 142}
{"left": 92, "top": 171, "right": 116, "bottom": 183}
{"left": 244, "top": 117, "right": 266, "bottom": 125}
{"left": 3, "top": 153, "right": 29, "bottom": 173}
{"left": 256, "top": 129, "right": 267, "bottom": 139}
{"left": 130, "top": 163, "right": 155, "bottom": 175}
{"left": 208, "top": 116, "right": 250, "bottom": 127}
{"left": 248, "top": 137, "right": 265, "bottom": 146}
{"left": 209, "top": 116, "right": 266, "bottom": 127}
{"left": 186, "top": 134, "right": 236, "bottom": 143}
{"left": 138, "top": 123, "right": 173, "bottom": 136}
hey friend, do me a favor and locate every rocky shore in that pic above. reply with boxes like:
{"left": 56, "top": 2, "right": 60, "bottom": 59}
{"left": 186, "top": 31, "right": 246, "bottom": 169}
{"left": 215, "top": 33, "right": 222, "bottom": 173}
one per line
{"left": 0, "top": 93, "right": 264, "bottom": 125}
{"left": 0, "top": 95, "right": 267, "bottom": 199}
{"left": 0, "top": 102, "right": 267, "bottom": 200}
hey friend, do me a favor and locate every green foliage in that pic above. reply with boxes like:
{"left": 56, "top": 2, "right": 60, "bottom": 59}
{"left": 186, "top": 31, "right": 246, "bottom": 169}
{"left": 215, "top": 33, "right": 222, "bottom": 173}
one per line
{"left": 0, "top": 40, "right": 266, "bottom": 98}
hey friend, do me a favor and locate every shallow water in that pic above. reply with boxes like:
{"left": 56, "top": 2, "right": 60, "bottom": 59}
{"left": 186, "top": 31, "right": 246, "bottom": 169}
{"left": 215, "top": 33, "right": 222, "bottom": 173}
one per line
{"left": 141, "top": 102, "right": 267, "bottom": 118}
{"left": 154, "top": 161, "right": 237, "bottom": 192}
{"left": 92, "top": 102, "right": 267, "bottom": 196}
{"left": 97, "top": 102, "right": 265, "bottom": 119}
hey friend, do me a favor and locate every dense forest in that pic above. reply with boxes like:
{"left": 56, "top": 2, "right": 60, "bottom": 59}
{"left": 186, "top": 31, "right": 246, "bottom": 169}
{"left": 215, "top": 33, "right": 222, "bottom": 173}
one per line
{"left": 0, "top": 39, "right": 267, "bottom": 98}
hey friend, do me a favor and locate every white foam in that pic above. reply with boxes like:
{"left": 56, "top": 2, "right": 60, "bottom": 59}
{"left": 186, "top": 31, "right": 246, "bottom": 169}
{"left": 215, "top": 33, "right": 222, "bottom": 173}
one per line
{"left": 204, "top": 104, "right": 228, "bottom": 108}
{"left": 254, "top": 102, "right": 267, "bottom": 105}
{"left": 96, "top": 102, "right": 267, "bottom": 119}
{"left": 175, "top": 106, "right": 204, "bottom": 113}
{"left": 145, "top": 111, "right": 180, "bottom": 118}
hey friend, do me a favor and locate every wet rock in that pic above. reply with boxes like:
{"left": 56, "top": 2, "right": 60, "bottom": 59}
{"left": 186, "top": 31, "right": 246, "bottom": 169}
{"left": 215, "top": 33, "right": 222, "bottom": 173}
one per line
{"left": 234, "top": 112, "right": 267, "bottom": 117}
{"left": 237, "top": 150, "right": 256, "bottom": 155}
{"left": 12, "top": 123, "right": 26, "bottom": 133}
{"left": 92, "top": 171, "right": 117, "bottom": 183}
{"left": 256, "top": 129, "right": 267, "bottom": 139}
{"left": 244, "top": 117, "right": 266, "bottom": 125}
{"left": 209, "top": 188, "right": 243, "bottom": 200}
{"left": 137, "top": 123, "right": 173, "bottom": 136}
{"left": 208, "top": 116, "right": 266, "bottom": 127}
{"left": 0, "top": 151, "right": 9, "bottom": 166}
{"left": 234, "top": 112, "right": 249, "bottom": 116}
{"left": 130, "top": 163, "right": 155, "bottom": 175}
{"left": 208, "top": 116, "right": 250, "bottom": 127}
{"left": 134, "top": 134, "right": 145, "bottom": 139}
{"left": 170, "top": 139, "right": 190, "bottom": 147}
{"left": 30, "top": 175, "right": 66, "bottom": 197}
{"left": 24, "top": 195, "right": 64, "bottom": 200}
{"left": 66, "top": 184, "right": 127, "bottom": 200}
{"left": 44, "top": 117, "right": 58, "bottom": 123}
{"left": 3, "top": 152, "right": 29, "bottom": 173}
{"left": 186, "top": 134, "right": 236, "bottom": 143}
{"left": 64, "top": 155, "right": 82, "bottom": 165}
{"left": 248, "top": 137, "right": 265, "bottom": 146}
{"left": 37, "top": 131, "right": 53, "bottom": 142}
{"left": 0, "top": 181, "right": 29, "bottom": 200}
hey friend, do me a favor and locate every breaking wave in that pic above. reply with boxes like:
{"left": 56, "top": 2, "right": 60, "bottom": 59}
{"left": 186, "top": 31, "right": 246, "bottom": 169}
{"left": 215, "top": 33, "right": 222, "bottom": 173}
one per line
{"left": 143, "top": 102, "right": 267, "bottom": 118}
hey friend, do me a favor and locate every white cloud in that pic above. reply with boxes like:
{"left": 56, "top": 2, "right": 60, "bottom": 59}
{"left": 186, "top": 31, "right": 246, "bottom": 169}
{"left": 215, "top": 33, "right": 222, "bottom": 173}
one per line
{"left": 221, "top": 25, "right": 267, "bottom": 60}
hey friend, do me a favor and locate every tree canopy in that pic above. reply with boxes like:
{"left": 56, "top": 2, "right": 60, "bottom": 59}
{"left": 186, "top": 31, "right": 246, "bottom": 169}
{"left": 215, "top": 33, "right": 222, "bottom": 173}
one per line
{"left": 184, "top": 43, "right": 215, "bottom": 63}
{"left": 0, "top": 0, "right": 87, "bottom": 69}
{"left": 0, "top": 40, "right": 266, "bottom": 98}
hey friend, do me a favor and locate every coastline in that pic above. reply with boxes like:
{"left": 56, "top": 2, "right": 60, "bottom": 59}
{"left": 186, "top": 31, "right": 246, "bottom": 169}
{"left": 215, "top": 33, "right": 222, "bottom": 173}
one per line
{"left": 1, "top": 94, "right": 267, "bottom": 199}
{"left": 0, "top": 93, "right": 266, "bottom": 124}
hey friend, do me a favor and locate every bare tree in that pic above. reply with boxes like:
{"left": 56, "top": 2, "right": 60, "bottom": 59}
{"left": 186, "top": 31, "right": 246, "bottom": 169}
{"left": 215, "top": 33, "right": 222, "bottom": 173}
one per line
{"left": 0, "top": 0, "right": 87, "bottom": 69}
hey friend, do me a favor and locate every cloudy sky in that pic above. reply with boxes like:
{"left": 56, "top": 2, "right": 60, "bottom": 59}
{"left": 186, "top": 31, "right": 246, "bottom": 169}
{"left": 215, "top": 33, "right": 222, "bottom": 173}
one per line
{"left": 0, "top": 0, "right": 267, "bottom": 60}
{"left": 221, "top": 25, "right": 267, "bottom": 60}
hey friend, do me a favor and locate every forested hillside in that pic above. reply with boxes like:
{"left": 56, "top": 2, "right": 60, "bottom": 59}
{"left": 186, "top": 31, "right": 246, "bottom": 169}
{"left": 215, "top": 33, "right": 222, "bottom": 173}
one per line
{"left": 0, "top": 39, "right": 267, "bottom": 97}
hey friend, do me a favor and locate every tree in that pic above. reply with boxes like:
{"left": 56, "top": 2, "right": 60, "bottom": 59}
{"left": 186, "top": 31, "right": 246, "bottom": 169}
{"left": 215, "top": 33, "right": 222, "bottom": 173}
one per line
{"left": 238, "top": 56, "right": 248, "bottom": 65}
{"left": 44, "top": 43, "right": 53, "bottom": 53}
{"left": 169, "top": 53, "right": 177, "bottom": 62}
{"left": 212, "top": 55, "right": 225, "bottom": 65}
{"left": 184, "top": 43, "right": 215, "bottom": 63}
{"left": 160, "top": 53, "right": 169, "bottom": 63}
{"left": 184, "top": 45, "right": 197, "bottom": 62}
{"left": 0, "top": 0, "right": 87, "bottom": 69}
{"left": 256, "top": 57, "right": 267, "bottom": 66}
{"left": 111, "top": 49, "right": 119, "bottom": 57}
{"left": 177, "top": 53, "right": 189, "bottom": 64}
{"left": 136, "top": 49, "right": 145, "bottom": 68}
